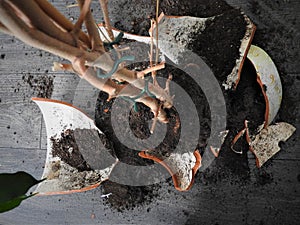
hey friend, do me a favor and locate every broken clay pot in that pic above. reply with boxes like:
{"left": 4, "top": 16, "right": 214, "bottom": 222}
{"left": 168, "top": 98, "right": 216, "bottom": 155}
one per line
{"left": 247, "top": 45, "right": 282, "bottom": 127}
{"left": 248, "top": 122, "right": 296, "bottom": 167}
{"left": 231, "top": 46, "right": 296, "bottom": 167}
{"left": 32, "top": 98, "right": 118, "bottom": 195}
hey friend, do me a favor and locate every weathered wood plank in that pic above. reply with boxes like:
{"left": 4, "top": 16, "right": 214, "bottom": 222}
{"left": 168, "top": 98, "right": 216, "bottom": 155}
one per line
{"left": 0, "top": 157, "right": 298, "bottom": 225}
{"left": 0, "top": 36, "right": 63, "bottom": 74}
{"left": 0, "top": 102, "right": 42, "bottom": 149}
{"left": 0, "top": 71, "right": 57, "bottom": 149}
{"left": 0, "top": 0, "right": 299, "bottom": 224}
{"left": 0, "top": 147, "right": 45, "bottom": 177}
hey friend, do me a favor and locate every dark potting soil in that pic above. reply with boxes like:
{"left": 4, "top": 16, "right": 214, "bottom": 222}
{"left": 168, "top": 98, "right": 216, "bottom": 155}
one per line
{"left": 100, "top": 180, "right": 160, "bottom": 212}
{"left": 114, "top": 0, "right": 247, "bottom": 84}
{"left": 94, "top": 0, "right": 267, "bottom": 210}
{"left": 95, "top": 92, "right": 181, "bottom": 211}
{"left": 50, "top": 0, "right": 266, "bottom": 211}
{"left": 187, "top": 9, "right": 247, "bottom": 84}
{"left": 95, "top": 93, "right": 182, "bottom": 165}
{"left": 51, "top": 129, "right": 91, "bottom": 172}
{"left": 114, "top": 0, "right": 233, "bottom": 36}
{"left": 51, "top": 128, "right": 117, "bottom": 171}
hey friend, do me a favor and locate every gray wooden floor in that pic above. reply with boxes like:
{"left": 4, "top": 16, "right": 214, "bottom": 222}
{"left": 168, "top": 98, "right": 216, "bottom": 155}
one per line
{"left": 0, "top": 0, "right": 299, "bottom": 224}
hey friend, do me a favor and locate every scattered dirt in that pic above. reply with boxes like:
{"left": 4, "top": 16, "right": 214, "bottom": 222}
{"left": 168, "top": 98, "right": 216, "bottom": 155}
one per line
{"left": 100, "top": 180, "right": 160, "bottom": 212}
{"left": 22, "top": 73, "right": 53, "bottom": 98}
{"left": 253, "top": 167, "right": 273, "bottom": 186}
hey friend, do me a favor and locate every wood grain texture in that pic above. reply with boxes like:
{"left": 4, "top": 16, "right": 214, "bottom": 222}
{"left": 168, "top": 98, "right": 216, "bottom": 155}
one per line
{"left": 0, "top": 102, "right": 42, "bottom": 149}
{"left": 0, "top": 147, "right": 45, "bottom": 177}
{"left": 0, "top": 0, "right": 299, "bottom": 224}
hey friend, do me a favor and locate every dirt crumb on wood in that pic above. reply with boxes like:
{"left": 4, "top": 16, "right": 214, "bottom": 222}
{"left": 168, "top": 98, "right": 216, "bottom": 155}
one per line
{"left": 22, "top": 73, "right": 53, "bottom": 98}
{"left": 100, "top": 180, "right": 160, "bottom": 212}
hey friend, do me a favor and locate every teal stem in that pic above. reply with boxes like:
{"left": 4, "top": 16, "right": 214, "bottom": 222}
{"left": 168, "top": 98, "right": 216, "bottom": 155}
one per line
{"left": 119, "top": 77, "right": 156, "bottom": 112}
{"left": 131, "top": 77, "right": 156, "bottom": 100}
{"left": 97, "top": 55, "right": 135, "bottom": 79}
{"left": 104, "top": 32, "right": 124, "bottom": 49}
{"left": 120, "top": 96, "right": 139, "bottom": 112}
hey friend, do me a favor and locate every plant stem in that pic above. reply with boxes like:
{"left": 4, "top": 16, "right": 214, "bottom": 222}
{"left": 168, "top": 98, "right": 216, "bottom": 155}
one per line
{"left": 155, "top": 0, "right": 160, "bottom": 64}
{"left": 99, "top": 0, "right": 114, "bottom": 41}
{"left": 34, "top": 0, "right": 91, "bottom": 47}
{"left": 77, "top": 0, "right": 104, "bottom": 52}
{"left": 74, "top": 0, "right": 92, "bottom": 34}
{"left": 9, "top": 0, "right": 76, "bottom": 46}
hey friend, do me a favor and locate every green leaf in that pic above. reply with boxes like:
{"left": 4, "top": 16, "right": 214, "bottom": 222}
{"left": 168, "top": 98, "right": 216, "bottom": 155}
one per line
{"left": 0, "top": 193, "right": 36, "bottom": 213}
{"left": 0, "top": 171, "right": 45, "bottom": 213}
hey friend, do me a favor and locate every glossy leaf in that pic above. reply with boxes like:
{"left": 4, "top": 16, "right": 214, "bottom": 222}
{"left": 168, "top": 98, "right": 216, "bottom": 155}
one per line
{"left": 0, "top": 171, "right": 45, "bottom": 213}
{"left": 0, "top": 194, "right": 36, "bottom": 213}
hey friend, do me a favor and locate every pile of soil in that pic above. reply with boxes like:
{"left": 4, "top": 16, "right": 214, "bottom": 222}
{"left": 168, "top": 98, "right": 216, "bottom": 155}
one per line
{"left": 114, "top": 0, "right": 247, "bottom": 84}
{"left": 94, "top": 92, "right": 179, "bottom": 211}
{"left": 97, "top": 0, "right": 266, "bottom": 209}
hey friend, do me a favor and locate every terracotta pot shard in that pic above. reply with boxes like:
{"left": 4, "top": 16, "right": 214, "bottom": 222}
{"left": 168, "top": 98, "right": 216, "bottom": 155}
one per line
{"left": 32, "top": 98, "right": 118, "bottom": 195}
{"left": 230, "top": 45, "right": 296, "bottom": 167}
{"left": 247, "top": 45, "right": 282, "bottom": 127}
{"left": 232, "top": 120, "right": 296, "bottom": 167}
{"left": 139, "top": 149, "right": 201, "bottom": 191}
{"left": 248, "top": 122, "right": 296, "bottom": 167}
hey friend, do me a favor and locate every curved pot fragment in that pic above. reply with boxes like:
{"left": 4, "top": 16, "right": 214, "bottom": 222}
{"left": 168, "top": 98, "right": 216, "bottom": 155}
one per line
{"left": 248, "top": 122, "right": 296, "bottom": 167}
{"left": 32, "top": 98, "right": 118, "bottom": 195}
{"left": 139, "top": 150, "right": 201, "bottom": 191}
{"left": 231, "top": 46, "right": 296, "bottom": 166}
{"left": 247, "top": 45, "right": 282, "bottom": 126}
{"left": 223, "top": 15, "right": 256, "bottom": 90}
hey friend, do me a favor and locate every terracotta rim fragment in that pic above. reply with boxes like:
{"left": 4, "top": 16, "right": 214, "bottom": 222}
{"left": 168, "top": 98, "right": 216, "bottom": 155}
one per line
{"left": 36, "top": 182, "right": 102, "bottom": 196}
{"left": 139, "top": 150, "right": 202, "bottom": 191}
{"left": 222, "top": 15, "right": 256, "bottom": 90}
{"left": 32, "top": 97, "right": 91, "bottom": 119}
{"left": 246, "top": 45, "right": 282, "bottom": 127}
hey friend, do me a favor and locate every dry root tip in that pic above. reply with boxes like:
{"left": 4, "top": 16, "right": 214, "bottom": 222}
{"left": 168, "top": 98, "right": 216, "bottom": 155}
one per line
{"left": 52, "top": 62, "right": 63, "bottom": 71}
{"left": 137, "top": 62, "right": 165, "bottom": 78}
{"left": 66, "top": 4, "right": 79, "bottom": 8}
{"left": 52, "top": 62, "right": 74, "bottom": 72}
{"left": 165, "top": 73, "right": 172, "bottom": 95}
